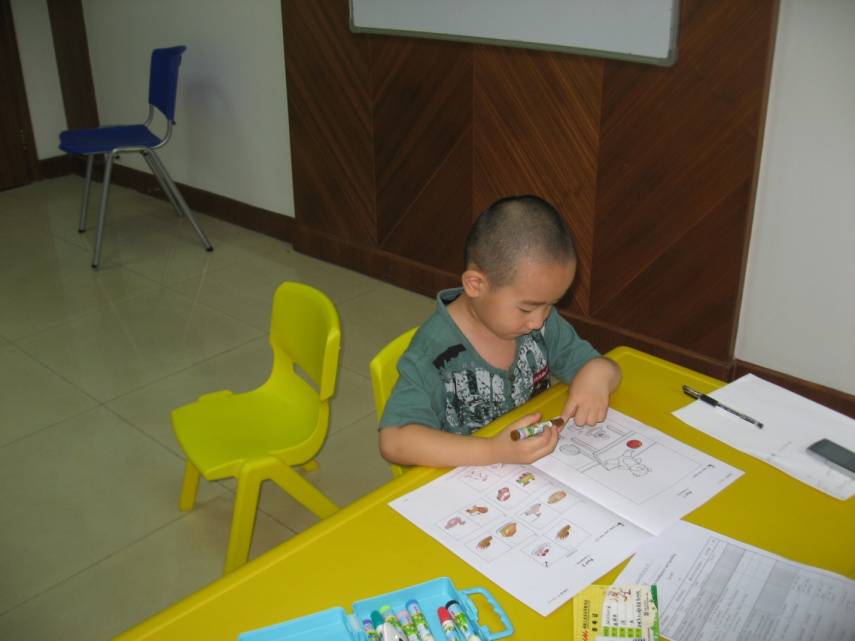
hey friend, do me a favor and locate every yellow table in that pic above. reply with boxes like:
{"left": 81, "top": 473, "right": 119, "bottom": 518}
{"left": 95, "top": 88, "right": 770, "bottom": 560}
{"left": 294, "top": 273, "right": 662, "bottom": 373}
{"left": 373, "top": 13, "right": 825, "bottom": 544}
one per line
{"left": 114, "top": 347, "right": 855, "bottom": 640}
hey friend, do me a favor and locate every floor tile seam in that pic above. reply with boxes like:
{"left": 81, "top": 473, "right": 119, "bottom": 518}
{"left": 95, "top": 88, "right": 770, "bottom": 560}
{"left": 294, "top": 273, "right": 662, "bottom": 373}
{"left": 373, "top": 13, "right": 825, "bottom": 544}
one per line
{"left": 2, "top": 278, "right": 164, "bottom": 344}
{"left": 101, "top": 333, "right": 268, "bottom": 409}
{"left": 0, "top": 403, "right": 100, "bottom": 451}
{"left": 327, "top": 281, "right": 384, "bottom": 307}
{"left": 1, "top": 341, "right": 102, "bottom": 405}
{"left": 328, "top": 413, "right": 377, "bottom": 440}
{"left": 0, "top": 508, "right": 209, "bottom": 620}
{"left": 121, "top": 250, "right": 254, "bottom": 298}
{"left": 339, "top": 363, "right": 371, "bottom": 381}
{"left": 15, "top": 317, "right": 262, "bottom": 406}
{"left": 117, "top": 246, "right": 241, "bottom": 284}
{"left": 161, "top": 274, "right": 274, "bottom": 328}
{"left": 207, "top": 478, "right": 301, "bottom": 534}
{"left": 331, "top": 407, "right": 377, "bottom": 435}
{"left": 98, "top": 404, "right": 194, "bottom": 465}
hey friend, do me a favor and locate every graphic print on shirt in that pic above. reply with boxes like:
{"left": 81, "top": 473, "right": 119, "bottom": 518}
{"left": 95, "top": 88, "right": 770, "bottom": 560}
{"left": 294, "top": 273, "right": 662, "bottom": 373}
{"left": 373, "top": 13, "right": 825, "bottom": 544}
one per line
{"left": 437, "top": 332, "right": 550, "bottom": 434}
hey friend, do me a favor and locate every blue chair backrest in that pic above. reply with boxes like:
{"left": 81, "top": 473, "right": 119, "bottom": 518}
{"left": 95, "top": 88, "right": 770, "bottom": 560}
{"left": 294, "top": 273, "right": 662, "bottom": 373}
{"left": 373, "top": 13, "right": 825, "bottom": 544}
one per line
{"left": 149, "top": 46, "right": 186, "bottom": 123}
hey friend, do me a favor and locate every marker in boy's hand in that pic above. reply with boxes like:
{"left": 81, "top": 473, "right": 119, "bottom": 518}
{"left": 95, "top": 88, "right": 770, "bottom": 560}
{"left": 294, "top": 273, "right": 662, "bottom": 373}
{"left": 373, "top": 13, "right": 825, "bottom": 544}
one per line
{"left": 510, "top": 416, "right": 565, "bottom": 441}
{"left": 490, "top": 413, "right": 562, "bottom": 465}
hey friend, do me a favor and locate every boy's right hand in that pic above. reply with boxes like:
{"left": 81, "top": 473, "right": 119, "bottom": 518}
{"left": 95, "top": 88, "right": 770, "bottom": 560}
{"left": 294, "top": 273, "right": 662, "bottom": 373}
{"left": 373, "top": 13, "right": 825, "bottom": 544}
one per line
{"left": 489, "top": 413, "right": 560, "bottom": 464}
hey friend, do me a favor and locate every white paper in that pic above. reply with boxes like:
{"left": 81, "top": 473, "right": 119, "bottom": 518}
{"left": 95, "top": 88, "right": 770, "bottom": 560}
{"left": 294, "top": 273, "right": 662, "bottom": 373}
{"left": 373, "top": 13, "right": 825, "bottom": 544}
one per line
{"left": 391, "top": 465, "right": 651, "bottom": 616}
{"left": 389, "top": 409, "right": 743, "bottom": 616}
{"left": 616, "top": 520, "right": 855, "bottom": 641}
{"left": 534, "top": 409, "right": 743, "bottom": 534}
{"left": 673, "top": 374, "right": 855, "bottom": 500}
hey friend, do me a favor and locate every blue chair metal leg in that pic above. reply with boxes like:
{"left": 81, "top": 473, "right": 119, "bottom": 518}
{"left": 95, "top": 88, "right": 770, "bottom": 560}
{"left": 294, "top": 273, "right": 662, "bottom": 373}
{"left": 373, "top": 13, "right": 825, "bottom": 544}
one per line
{"left": 148, "top": 150, "right": 213, "bottom": 252}
{"left": 141, "top": 151, "right": 183, "bottom": 217}
{"left": 92, "top": 152, "right": 116, "bottom": 269}
{"left": 78, "top": 155, "right": 94, "bottom": 233}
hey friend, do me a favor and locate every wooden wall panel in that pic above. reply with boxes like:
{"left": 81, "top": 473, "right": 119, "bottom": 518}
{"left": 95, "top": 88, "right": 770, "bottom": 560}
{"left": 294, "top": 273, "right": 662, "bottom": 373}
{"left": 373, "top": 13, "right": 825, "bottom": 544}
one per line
{"left": 473, "top": 46, "right": 602, "bottom": 314}
{"left": 591, "top": 0, "right": 778, "bottom": 360}
{"left": 283, "top": 0, "right": 376, "bottom": 244}
{"left": 46, "top": 0, "right": 99, "bottom": 129}
{"left": 284, "top": 0, "right": 782, "bottom": 385}
{"left": 372, "top": 37, "right": 472, "bottom": 273}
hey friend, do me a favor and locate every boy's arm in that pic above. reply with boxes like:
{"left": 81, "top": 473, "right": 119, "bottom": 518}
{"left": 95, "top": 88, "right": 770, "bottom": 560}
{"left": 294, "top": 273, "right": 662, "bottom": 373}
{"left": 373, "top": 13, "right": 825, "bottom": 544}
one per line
{"left": 562, "top": 356, "right": 622, "bottom": 425}
{"left": 379, "top": 413, "right": 562, "bottom": 468}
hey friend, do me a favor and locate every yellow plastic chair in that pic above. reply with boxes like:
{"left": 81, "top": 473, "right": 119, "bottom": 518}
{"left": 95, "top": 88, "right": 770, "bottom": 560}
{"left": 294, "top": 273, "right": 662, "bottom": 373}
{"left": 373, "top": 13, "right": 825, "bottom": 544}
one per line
{"left": 172, "top": 282, "right": 341, "bottom": 574}
{"left": 369, "top": 327, "right": 418, "bottom": 478}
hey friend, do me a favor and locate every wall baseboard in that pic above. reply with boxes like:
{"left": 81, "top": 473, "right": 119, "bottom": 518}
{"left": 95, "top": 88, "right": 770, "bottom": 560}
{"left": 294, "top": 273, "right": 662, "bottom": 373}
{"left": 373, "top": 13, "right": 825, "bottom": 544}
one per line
{"left": 38, "top": 155, "right": 77, "bottom": 179}
{"left": 32, "top": 163, "right": 852, "bottom": 418}
{"left": 107, "top": 164, "right": 296, "bottom": 243}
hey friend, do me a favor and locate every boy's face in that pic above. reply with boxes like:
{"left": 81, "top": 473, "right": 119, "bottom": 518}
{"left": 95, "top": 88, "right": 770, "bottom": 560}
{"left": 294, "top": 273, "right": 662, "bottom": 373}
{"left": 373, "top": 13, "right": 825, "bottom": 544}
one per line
{"left": 466, "top": 258, "right": 577, "bottom": 340}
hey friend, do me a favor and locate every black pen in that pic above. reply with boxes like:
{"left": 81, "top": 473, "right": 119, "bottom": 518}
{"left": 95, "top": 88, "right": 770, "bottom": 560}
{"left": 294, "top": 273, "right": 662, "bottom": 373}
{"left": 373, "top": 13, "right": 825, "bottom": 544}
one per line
{"left": 682, "top": 385, "right": 764, "bottom": 429}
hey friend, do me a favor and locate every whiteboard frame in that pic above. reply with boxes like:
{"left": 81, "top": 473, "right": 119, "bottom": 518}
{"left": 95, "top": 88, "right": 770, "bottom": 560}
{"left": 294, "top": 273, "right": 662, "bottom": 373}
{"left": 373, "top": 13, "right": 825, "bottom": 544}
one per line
{"left": 349, "top": 0, "right": 680, "bottom": 67}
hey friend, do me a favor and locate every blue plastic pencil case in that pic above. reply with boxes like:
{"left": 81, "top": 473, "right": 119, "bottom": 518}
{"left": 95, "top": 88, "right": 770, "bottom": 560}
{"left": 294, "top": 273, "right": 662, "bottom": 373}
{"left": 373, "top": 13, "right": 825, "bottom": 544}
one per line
{"left": 237, "top": 576, "right": 514, "bottom": 641}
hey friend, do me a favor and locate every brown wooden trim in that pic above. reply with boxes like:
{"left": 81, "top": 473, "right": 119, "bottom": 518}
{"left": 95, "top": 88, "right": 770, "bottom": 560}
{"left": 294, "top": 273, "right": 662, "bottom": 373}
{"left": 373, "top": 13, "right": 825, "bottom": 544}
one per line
{"left": 37, "top": 155, "right": 78, "bottom": 179}
{"left": 562, "top": 313, "right": 733, "bottom": 381}
{"left": 734, "top": 360, "right": 855, "bottom": 419}
{"left": 46, "top": 0, "right": 99, "bottom": 129}
{"left": 1, "top": 0, "right": 40, "bottom": 185}
{"left": 105, "top": 163, "right": 296, "bottom": 243}
{"left": 294, "top": 224, "right": 458, "bottom": 297}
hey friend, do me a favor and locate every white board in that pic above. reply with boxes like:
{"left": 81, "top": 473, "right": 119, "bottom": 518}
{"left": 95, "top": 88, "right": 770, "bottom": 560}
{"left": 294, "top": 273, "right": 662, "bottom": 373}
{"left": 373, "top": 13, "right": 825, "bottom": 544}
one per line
{"left": 350, "top": 0, "right": 679, "bottom": 66}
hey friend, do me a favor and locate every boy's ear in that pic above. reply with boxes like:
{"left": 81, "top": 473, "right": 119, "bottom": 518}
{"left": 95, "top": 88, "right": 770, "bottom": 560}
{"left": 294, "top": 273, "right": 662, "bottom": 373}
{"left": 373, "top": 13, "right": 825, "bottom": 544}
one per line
{"left": 461, "top": 268, "right": 489, "bottom": 298}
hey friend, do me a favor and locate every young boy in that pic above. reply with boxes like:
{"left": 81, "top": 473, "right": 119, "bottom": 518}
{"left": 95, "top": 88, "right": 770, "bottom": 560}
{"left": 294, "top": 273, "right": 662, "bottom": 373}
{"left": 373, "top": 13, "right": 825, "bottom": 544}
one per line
{"left": 379, "top": 195, "right": 621, "bottom": 468}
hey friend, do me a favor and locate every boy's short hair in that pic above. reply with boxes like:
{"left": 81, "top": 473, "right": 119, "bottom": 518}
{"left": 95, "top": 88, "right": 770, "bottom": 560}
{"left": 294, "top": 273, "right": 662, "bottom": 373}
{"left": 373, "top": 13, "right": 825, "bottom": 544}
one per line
{"left": 464, "top": 195, "right": 576, "bottom": 287}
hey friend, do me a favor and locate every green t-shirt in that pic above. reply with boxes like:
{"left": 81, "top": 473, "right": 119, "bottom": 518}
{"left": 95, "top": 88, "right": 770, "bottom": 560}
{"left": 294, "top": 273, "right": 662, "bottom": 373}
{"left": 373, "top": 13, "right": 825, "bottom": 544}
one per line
{"left": 379, "top": 288, "right": 599, "bottom": 435}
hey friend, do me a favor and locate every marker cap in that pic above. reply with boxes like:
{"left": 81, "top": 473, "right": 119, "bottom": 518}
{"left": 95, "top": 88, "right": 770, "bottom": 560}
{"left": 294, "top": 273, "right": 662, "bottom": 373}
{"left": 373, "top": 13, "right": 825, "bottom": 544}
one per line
{"left": 437, "top": 606, "right": 452, "bottom": 624}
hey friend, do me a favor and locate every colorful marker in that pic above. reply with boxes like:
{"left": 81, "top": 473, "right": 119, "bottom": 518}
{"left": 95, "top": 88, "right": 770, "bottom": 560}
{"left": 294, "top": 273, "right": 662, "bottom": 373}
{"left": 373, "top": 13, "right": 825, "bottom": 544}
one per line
{"left": 445, "top": 600, "right": 483, "bottom": 641}
{"left": 379, "top": 605, "right": 401, "bottom": 630}
{"left": 380, "top": 621, "right": 408, "bottom": 641}
{"left": 436, "top": 607, "right": 459, "bottom": 641}
{"left": 395, "top": 609, "right": 420, "bottom": 641}
{"left": 510, "top": 416, "right": 565, "bottom": 441}
{"left": 406, "top": 599, "right": 436, "bottom": 641}
{"left": 363, "top": 618, "right": 381, "bottom": 641}
{"left": 371, "top": 610, "right": 386, "bottom": 633}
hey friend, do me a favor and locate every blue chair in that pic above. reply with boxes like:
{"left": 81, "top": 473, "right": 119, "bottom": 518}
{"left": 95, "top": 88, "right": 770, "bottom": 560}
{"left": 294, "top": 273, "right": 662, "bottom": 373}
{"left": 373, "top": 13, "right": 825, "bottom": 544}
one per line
{"left": 59, "top": 46, "right": 212, "bottom": 269}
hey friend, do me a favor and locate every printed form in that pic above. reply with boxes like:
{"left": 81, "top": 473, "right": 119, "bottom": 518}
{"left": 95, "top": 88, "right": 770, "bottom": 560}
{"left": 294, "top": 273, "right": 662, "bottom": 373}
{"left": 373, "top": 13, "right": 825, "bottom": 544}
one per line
{"left": 616, "top": 520, "right": 855, "bottom": 641}
{"left": 674, "top": 374, "right": 855, "bottom": 500}
{"left": 390, "top": 409, "right": 742, "bottom": 615}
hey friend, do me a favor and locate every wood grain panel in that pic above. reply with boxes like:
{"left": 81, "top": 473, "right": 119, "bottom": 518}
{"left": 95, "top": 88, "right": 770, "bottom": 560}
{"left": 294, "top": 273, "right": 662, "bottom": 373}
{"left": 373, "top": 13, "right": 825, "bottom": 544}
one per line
{"left": 379, "top": 127, "right": 472, "bottom": 274}
{"left": 283, "top": 0, "right": 376, "bottom": 244}
{"left": 46, "top": 0, "right": 99, "bottom": 130}
{"left": 473, "top": 45, "right": 603, "bottom": 314}
{"left": 371, "top": 36, "right": 472, "bottom": 272}
{"left": 1, "top": 0, "right": 39, "bottom": 188}
{"left": 591, "top": 0, "right": 778, "bottom": 360}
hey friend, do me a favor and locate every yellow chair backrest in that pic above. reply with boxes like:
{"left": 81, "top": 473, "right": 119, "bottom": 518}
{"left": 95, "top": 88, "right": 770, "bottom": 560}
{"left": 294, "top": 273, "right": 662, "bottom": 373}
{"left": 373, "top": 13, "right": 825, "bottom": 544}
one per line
{"left": 269, "top": 281, "right": 341, "bottom": 402}
{"left": 369, "top": 327, "right": 418, "bottom": 478}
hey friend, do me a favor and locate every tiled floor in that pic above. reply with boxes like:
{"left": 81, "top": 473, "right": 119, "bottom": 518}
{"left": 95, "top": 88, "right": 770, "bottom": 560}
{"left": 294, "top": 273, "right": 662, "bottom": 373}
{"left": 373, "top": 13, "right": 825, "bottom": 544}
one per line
{"left": 0, "top": 176, "right": 436, "bottom": 641}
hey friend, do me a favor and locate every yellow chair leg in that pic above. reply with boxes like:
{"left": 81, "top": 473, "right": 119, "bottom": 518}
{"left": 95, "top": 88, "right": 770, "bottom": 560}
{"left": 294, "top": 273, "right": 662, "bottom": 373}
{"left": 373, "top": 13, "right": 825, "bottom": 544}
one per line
{"left": 301, "top": 459, "right": 319, "bottom": 473}
{"left": 224, "top": 462, "right": 265, "bottom": 574}
{"left": 179, "top": 460, "right": 201, "bottom": 512}
{"left": 268, "top": 459, "right": 338, "bottom": 520}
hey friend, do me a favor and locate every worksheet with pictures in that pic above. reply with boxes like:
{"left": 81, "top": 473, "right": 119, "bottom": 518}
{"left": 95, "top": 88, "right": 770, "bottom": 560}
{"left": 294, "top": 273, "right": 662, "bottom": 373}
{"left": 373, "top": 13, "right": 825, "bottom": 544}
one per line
{"left": 389, "top": 409, "right": 743, "bottom": 615}
{"left": 391, "top": 463, "right": 653, "bottom": 616}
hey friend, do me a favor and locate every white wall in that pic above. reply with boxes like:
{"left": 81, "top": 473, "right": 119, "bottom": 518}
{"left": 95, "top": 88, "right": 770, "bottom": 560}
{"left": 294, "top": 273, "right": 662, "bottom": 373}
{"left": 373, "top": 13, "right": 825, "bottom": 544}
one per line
{"left": 10, "top": 0, "right": 67, "bottom": 160}
{"left": 736, "top": 0, "right": 855, "bottom": 394}
{"left": 82, "top": 0, "right": 295, "bottom": 217}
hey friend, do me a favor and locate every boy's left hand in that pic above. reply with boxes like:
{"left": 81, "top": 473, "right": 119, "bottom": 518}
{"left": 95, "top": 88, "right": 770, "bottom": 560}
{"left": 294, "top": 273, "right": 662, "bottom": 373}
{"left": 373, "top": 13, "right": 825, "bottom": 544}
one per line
{"left": 561, "top": 357, "right": 621, "bottom": 426}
